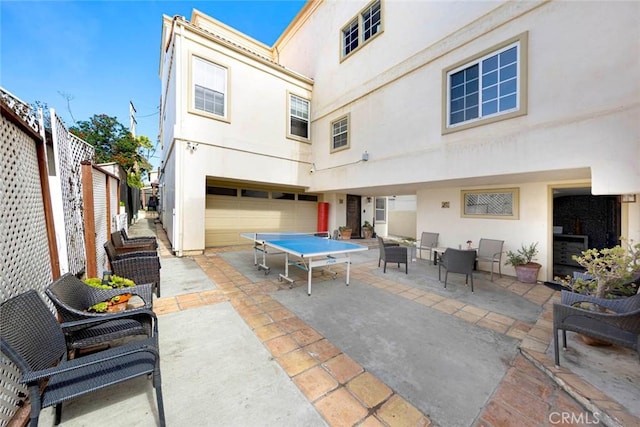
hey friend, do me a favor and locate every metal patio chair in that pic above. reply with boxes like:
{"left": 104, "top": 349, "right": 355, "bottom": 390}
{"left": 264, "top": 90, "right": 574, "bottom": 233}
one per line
{"left": 377, "top": 236, "right": 408, "bottom": 274}
{"left": 476, "top": 238, "right": 504, "bottom": 281}
{"left": 553, "top": 290, "right": 640, "bottom": 366}
{"left": 0, "top": 290, "right": 165, "bottom": 426}
{"left": 418, "top": 232, "right": 439, "bottom": 262}
{"left": 438, "top": 248, "right": 476, "bottom": 292}
{"left": 105, "top": 241, "right": 162, "bottom": 297}
{"left": 45, "top": 272, "right": 154, "bottom": 356}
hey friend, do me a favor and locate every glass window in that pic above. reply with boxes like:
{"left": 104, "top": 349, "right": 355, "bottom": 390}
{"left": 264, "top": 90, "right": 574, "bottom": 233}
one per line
{"left": 363, "top": 0, "right": 381, "bottom": 41}
{"left": 241, "top": 189, "right": 268, "bottom": 198}
{"left": 289, "top": 94, "right": 309, "bottom": 139}
{"left": 343, "top": 19, "right": 359, "bottom": 56}
{"left": 375, "top": 197, "right": 386, "bottom": 222}
{"left": 193, "top": 56, "right": 227, "bottom": 117}
{"left": 298, "top": 194, "right": 318, "bottom": 202}
{"left": 206, "top": 186, "right": 237, "bottom": 196}
{"left": 272, "top": 192, "right": 295, "bottom": 200}
{"left": 447, "top": 41, "right": 520, "bottom": 128}
{"left": 341, "top": 0, "right": 382, "bottom": 59}
{"left": 331, "top": 115, "right": 349, "bottom": 152}
{"left": 461, "top": 188, "right": 519, "bottom": 219}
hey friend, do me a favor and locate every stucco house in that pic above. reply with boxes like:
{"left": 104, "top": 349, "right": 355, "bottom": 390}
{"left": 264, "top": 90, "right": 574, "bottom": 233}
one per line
{"left": 157, "top": 0, "right": 640, "bottom": 283}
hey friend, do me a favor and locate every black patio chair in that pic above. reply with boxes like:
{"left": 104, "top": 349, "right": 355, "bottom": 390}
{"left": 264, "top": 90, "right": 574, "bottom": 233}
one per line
{"left": 553, "top": 290, "right": 640, "bottom": 366}
{"left": 438, "top": 248, "right": 476, "bottom": 292}
{"left": 377, "top": 236, "right": 408, "bottom": 274}
{"left": 105, "top": 241, "right": 161, "bottom": 297}
{"left": 0, "top": 290, "right": 165, "bottom": 426}
{"left": 111, "top": 230, "right": 157, "bottom": 254}
{"left": 45, "top": 272, "right": 154, "bottom": 356}
{"left": 120, "top": 228, "right": 158, "bottom": 248}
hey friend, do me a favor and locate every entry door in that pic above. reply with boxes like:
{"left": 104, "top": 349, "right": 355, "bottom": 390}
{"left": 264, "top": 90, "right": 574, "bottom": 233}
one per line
{"left": 346, "top": 195, "right": 361, "bottom": 237}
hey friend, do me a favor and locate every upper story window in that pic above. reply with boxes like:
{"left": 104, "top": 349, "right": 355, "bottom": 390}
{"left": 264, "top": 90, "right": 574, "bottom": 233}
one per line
{"left": 444, "top": 33, "right": 528, "bottom": 133}
{"left": 192, "top": 55, "right": 228, "bottom": 119}
{"left": 341, "top": 0, "right": 382, "bottom": 59}
{"left": 331, "top": 114, "right": 350, "bottom": 152}
{"left": 288, "top": 93, "right": 310, "bottom": 141}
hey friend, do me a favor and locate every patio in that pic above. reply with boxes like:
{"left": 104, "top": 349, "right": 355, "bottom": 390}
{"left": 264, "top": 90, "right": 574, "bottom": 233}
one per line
{"left": 38, "top": 218, "right": 639, "bottom": 426}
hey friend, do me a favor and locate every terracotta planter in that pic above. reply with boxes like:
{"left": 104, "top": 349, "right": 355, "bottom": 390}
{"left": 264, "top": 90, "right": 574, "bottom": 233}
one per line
{"left": 363, "top": 228, "right": 373, "bottom": 239}
{"left": 515, "top": 263, "right": 541, "bottom": 284}
{"left": 579, "top": 334, "right": 613, "bottom": 347}
{"left": 339, "top": 229, "right": 352, "bottom": 240}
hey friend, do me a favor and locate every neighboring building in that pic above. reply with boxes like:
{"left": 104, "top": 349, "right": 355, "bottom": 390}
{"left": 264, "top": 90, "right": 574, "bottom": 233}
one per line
{"left": 158, "top": 1, "right": 640, "bottom": 282}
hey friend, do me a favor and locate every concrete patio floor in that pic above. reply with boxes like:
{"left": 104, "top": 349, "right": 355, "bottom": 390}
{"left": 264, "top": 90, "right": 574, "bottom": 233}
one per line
{"left": 39, "top": 215, "right": 639, "bottom": 426}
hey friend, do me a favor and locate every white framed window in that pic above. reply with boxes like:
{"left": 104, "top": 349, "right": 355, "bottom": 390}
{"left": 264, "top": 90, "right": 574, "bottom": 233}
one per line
{"left": 444, "top": 33, "right": 528, "bottom": 132}
{"left": 288, "top": 93, "right": 310, "bottom": 141}
{"left": 341, "top": 0, "right": 382, "bottom": 59}
{"left": 331, "top": 114, "right": 350, "bottom": 152}
{"left": 192, "top": 55, "right": 227, "bottom": 119}
{"left": 375, "top": 197, "right": 386, "bottom": 222}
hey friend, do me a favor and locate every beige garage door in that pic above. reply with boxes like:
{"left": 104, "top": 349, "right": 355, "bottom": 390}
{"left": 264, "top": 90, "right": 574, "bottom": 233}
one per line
{"left": 205, "top": 185, "right": 319, "bottom": 247}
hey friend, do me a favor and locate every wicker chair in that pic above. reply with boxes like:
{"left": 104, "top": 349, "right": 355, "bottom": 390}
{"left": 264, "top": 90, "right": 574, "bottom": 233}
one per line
{"left": 120, "top": 228, "right": 158, "bottom": 248}
{"left": 476, "top": 238, "right": 504, "bottom": 281}
{"left": 418, "top": 232, "right": 439, "bottom": 262}
{"left": 0, "top": 290, "right": 165, "bottom": 426}
{"left": 377, "top": 236, "right": 408, "bottom": 274}
{"left": 438, "top": 248, "right": 476, "bottom": 292}
{"left": 111, "top": 230, "right": 157, "bottom": 254}
{"left": 553, "top": 290, "right": 640, "bottom": 366}
{"left": 45, "top": 272, "right": 154, "bottom": 356}
{"left": 105, "top": 241, "right": 162, "bottom": 297}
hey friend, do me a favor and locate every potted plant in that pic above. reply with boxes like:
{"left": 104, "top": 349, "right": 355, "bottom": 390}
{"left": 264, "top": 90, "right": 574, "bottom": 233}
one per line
{"left": 362, "top": 221, "right": 374, "bottom": 239}
{"left": 504, "top": 242, "right": 541, "bottom": 284}
{"left": 84, "top": 275, "right": 137, "bottom": 312}
{"left": 338, "top": 226, "right": 352, "bottom": 240}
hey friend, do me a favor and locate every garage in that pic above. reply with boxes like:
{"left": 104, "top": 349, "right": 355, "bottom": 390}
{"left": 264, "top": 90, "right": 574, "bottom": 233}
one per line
{"left": 205, "top": 181, "right": 319, "bottom": 247}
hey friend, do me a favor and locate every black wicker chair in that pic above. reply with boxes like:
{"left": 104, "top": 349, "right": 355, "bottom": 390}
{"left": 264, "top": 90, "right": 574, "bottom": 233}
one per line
{"left": 553, "top": 290, "right": 640, "bottom": 366}
{"left": 105, "top": 241, "right": 161, "bottom": 297}
{"left": 111, "top": 230, "right": 157, "bottom": 254}
{"left": 438, "top": 248, "right": 476, "bottom": 292}
{"left": 120, "top": 228, "right": 158, "bottom": 247}
{"left": 377, "top": 236, "right": 408, "bottom": 274}
{"left": 45, "top": 273, "right": 154, "bottom": 356}
{"left": 0, "top": 290, "right": 165, "bottom": 426}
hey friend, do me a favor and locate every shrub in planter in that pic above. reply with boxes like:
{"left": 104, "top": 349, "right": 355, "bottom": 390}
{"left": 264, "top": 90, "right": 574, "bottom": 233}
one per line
{"left": 504, "top": 242, "right": 541, "bottom": 284}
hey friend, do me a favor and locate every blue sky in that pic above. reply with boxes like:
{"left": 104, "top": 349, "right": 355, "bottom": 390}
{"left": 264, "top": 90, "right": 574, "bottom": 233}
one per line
{"left": 0, "top": 0, "right": 306, "bottom": 168}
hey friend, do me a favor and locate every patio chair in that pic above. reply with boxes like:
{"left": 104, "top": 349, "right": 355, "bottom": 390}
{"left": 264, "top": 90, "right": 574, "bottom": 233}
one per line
{"left": 120, "top": 228, "right": 158, "bottom": 248}
{"left": 377, "top": 236, "right": 408, "bottom": 274}
{"left": 0, "top": 290, "right": 165, "bottom": 427}
{"left": 438, "top": 248, "right": 476, "bottom": 292}
{"left": 553, "top": 290, "right": 640, "bottom": 366}
{"left": 476, "top": 238, "right": 504, "bottom": 281}
{"left": 111, "top": 230, "right": 157, "bottom": 254}
{"left": 45, "top": 272, "right": 154, "bottom": 356}
{"left": 105, "top": 241, "right": 162, "bottom": 297}
{"left": 418, "top": 232, "right": 439, "bottom": 262}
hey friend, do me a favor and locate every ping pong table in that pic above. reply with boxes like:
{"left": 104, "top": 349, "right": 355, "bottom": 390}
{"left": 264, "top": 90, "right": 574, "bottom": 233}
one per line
{"left": 241, "top": 232, "right": 368, "bottom": 295}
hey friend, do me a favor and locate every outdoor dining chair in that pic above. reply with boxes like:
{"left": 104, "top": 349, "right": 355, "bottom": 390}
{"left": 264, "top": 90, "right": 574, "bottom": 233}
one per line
{"left": 0, "top": 290, "right": 165, "bottom": 426}
{"left": 476, "top": 238, "right": 504, "bottom": 281}
{"left": 438, "top": 248, "right": 476, "bottom": 292}
{"left": 111, "top": 230, "right": 157, "bottom": 254}
{"left": 45, "top": 272, "right": 154, "bottom": 357}
{"left": 120, "top": 228, "right": 158, "bottom": 248}
{"left": 105, "top": 241, "right": 162, "bottom": 297}
{"left": 377, "top": 236, "right": 408, "bottom": 274}
{"left": 418, "top": 232, "right": 439, "bottom": 262}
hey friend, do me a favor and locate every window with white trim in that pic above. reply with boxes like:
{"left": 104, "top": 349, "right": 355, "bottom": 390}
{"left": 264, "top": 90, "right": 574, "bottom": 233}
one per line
{"left": 331, "top": 115, "right": 350, "bottom": 152}
{"left": 375, "top": 197, "right": 386, "bottom": 222}
{"left": 193, "top": 56, "right": 227, "bottom": 118}
{"left": 289, "top": 94, "right": 309, "bottom": 140}
{"left": 446, "top": 40, "right": 521, "bottom": 128}
{"left": 341, "top": 0, "right": 382, "bottom": 59}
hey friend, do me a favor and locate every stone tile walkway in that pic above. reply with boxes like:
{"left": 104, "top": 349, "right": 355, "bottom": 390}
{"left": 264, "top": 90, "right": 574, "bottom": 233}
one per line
{"left": 143, "top": 222, "right": 637, "bottom": 427}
